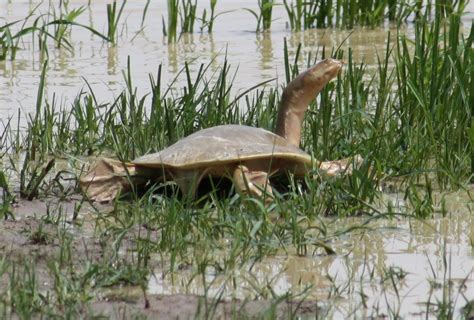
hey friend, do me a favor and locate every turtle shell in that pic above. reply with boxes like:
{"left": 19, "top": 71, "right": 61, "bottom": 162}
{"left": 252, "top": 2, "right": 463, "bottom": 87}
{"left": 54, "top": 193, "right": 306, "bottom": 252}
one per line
{"left": 132, "top": 125, "right": 312, "bottom": 169}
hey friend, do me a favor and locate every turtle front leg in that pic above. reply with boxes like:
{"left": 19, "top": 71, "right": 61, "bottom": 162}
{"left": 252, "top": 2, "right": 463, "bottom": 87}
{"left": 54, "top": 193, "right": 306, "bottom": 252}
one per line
{"left": 232, "top": 165, "right": 274, "bottom": 203}
{"left": 170, "top": 168, "right": 209, "bottom": 199}
{"left": 318, "top": 154, "right": 363, "bottom": 177}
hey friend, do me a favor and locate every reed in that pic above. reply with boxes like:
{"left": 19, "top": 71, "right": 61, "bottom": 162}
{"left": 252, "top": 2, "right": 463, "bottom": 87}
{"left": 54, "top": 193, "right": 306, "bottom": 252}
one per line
{"left": 107, "top": 1, "right": 126, "bottom": 45}
{"left": 0, "top": 3, "right": 39, "bottom": 60}
{"left": 0, "top": 170, "right": 14, "bottom": 219}
{"left": 165, "top": 0, "right": 204, "bottom": 42}
{"left": 283, "top": 0, "right": 302, "bottom": 31}
{"left": 165, "top": 0, "right": 179, "bottom": 43}
{"left": 141, "top": 0, "right": 151, "bottom": 28}
{"left": 200, "top": 0, "right": 218, "bottom": 33}
{"left": 393, "top": 14, "right": 473, "bottom": 187}
{"left": 0, "top": 7, "right": 45, "bottom": 60}
{"left": 180, "top": 0, "right": 197, "bottom": 34}
{"left": 259, "top": 0, "right": 274, "bottom": 30}
{"left": 50, "top": 1, "right": 86, "bottom": 49}
{"left": 245, "top": 0, "right": 275, "bottom": 32}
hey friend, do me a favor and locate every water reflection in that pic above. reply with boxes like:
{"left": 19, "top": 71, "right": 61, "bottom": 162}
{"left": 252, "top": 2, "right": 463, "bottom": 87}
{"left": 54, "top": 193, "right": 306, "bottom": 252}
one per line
{"left": 167, "top": 42, "right": 178, "bottom": 74}
{"left": 107, "top": 46, "right": 118, "bottom": 75}
{"left": 256, "top": 32, "right": 274, "bottom": 70}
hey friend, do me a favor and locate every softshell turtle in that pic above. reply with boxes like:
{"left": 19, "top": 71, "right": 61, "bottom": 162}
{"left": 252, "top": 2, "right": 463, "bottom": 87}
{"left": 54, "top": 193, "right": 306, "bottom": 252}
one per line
{"left": 80, "top": 59, "right": 362, "bottom": 202}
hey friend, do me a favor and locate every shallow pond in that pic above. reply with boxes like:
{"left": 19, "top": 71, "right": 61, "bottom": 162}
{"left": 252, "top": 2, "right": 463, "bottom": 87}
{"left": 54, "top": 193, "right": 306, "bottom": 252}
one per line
{"left": 1, "top": 0, "right": 473, "bottom": 318}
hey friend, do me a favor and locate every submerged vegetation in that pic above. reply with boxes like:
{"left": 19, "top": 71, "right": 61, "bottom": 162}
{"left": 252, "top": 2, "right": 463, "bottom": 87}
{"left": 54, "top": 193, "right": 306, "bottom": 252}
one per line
{"left": 0, "top": 0, "right": 473, "bottom": 318}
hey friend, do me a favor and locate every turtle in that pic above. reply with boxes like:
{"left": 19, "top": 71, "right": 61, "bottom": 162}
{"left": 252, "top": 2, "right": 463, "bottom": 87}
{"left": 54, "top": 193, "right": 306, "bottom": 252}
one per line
{"left": 80, "top": 59, "right": 362, "bottom": 203}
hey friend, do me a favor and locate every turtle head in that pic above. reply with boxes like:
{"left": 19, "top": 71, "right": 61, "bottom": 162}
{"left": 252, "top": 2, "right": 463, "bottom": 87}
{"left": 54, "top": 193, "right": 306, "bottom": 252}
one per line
{"left": 275, "top": 58, "right": 344, "bottom": 146}
{"left": 301, "top": 58, "right": 343, "bottom": 89}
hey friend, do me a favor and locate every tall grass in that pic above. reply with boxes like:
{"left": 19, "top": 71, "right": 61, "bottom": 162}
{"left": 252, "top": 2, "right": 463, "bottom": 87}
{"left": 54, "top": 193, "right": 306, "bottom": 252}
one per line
{"left": 283, "top": 0, "right": 316, "bottom": 31}
{"left": 393, "top": 14, "right": 473, "bottom": 187}
{"left": 141, "top": 0, "right": 151, "bottom": 28}
{"left": 282, "top": 0, "right": 467, "bottom": 30}
{"left": 164, "top": 0, "right": 203, "bottom": 42}
{"left": 0, "top": 4, "right": 42, "bottom": 60}
{"left": 49, "top": 0, "right": 86, "bottom": 49}
{"left": 0, "top": 170, "right": 14, "bottom": 219}
{"left": 260, "top": 0, "right": 275, "bottom": 31}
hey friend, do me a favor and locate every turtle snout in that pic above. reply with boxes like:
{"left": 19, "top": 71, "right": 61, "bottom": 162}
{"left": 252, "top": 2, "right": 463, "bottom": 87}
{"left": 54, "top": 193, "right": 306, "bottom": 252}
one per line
{"left": 324, "top": 59, "right": 344, "bottom": 76}
{"left": 304, "top": 59, "right": 343, "bottom": 86}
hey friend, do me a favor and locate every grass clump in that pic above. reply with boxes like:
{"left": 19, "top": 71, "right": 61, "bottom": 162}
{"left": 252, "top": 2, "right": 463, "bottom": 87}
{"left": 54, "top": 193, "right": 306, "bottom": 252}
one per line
{"left": 393, "top": 14, "right": 473, "bottom": 187}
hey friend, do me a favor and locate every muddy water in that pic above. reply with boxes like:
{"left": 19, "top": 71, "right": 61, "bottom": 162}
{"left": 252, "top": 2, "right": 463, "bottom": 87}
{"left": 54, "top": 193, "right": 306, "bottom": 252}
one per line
{"left": 1, "top": 1, "right": 474, "bottom": 318}
{"left": 149, "top": 189, "right": 474, "bottom": 318}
